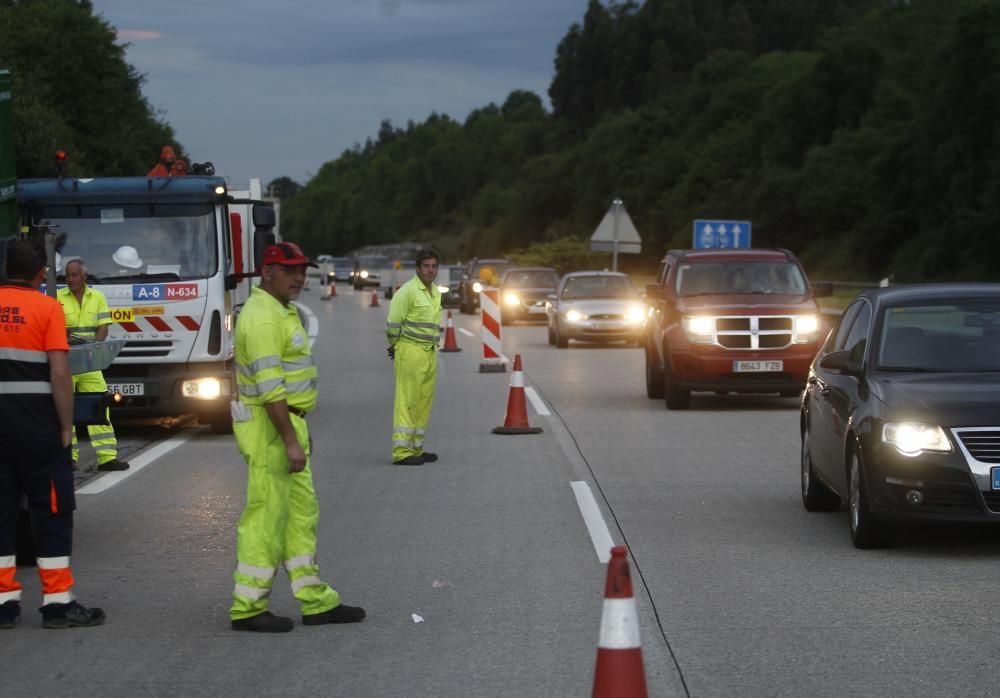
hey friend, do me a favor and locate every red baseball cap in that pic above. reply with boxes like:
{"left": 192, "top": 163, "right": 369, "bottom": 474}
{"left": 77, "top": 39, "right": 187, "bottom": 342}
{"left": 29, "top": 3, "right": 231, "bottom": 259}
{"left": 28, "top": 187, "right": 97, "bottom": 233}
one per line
{"left": 261, "top": 242, "right": 318, "bottom": 268}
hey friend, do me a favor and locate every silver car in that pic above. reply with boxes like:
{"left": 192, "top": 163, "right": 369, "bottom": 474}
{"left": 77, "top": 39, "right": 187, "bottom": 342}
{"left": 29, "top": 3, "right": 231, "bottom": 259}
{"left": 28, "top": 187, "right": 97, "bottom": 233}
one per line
{"left": 546, "top": 271, "right": 646, "bottom": 347}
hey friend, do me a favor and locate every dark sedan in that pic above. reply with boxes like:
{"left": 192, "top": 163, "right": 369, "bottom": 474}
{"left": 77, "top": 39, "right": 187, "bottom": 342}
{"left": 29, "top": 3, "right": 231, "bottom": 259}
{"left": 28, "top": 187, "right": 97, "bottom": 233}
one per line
{"left": 801, "top": 284, "right": 1000, "bottom": 548}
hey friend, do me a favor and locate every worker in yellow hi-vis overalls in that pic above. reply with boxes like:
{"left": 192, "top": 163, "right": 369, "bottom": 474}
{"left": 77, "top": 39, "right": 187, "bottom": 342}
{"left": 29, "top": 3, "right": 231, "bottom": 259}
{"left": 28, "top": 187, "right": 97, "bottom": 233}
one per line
{"left": 229, "top": 242, "right": 365, "bottom": 633}
{"left": 57, "top": 259, "right": 129, "bottom": 472}
{"left": 386, "top": 249, "right": 442, "bottom": 466}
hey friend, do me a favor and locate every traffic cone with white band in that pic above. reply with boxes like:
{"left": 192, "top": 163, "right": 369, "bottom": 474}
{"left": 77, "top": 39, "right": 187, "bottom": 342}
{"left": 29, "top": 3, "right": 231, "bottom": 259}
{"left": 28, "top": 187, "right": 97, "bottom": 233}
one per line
{"left": 440, "top": 310, "right": 462, "bottom": 352}
{"left": 592, "top": 546, "right": 648, "bottom": 698}
{"left": 322, "top": 277, "right": 337, "bottom": 300}
{"left": 492, "top": 354, "right": 542, "bottom": 434}
{"left": 370, "top": 290, "right": 381, "bottom": 308}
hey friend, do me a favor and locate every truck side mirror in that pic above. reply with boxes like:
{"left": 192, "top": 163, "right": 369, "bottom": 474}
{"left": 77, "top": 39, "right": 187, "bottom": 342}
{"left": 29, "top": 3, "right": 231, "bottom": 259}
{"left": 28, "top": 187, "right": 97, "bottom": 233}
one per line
{"left": 812, "top": 281, "right": 833, "bottom": 298}
{"left": 251, "top": 204, "right": 276, "bottom": 271}
{"left": 252, "top": 204, "right": 276, "bottom": 229}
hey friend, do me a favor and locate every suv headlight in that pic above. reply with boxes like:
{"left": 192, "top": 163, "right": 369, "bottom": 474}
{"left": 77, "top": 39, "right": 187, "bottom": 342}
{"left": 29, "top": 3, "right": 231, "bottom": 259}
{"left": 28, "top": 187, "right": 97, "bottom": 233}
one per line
{"left": 682, "top": 316, "right": 714, "bottom": 343}
{"left": 793, "top": 314, "right": 819, "bottom": 343}
{"left": 882, "top": 422, "right": 952, "bottom": 457}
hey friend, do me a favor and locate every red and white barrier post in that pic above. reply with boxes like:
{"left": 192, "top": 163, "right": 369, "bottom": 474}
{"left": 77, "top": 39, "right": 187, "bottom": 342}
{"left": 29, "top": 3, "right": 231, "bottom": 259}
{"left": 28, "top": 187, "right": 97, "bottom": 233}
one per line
{"left": 479, "top": 288, "right": 506, "bottom": 373}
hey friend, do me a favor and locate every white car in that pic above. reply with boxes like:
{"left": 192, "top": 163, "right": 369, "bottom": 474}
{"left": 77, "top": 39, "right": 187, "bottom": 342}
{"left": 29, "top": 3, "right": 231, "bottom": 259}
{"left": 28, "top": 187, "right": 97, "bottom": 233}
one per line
{"left": 546, "top": 271, "right": 646, "bottom": 348}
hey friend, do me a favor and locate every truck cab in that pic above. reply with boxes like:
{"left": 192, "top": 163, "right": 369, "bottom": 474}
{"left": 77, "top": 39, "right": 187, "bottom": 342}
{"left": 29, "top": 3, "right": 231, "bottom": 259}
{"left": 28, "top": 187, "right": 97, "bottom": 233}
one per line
{"left": 17, "top": 175, "right": 275, "bottom": 431}
{"left": 644, "top": 248, "right": 832, "bottom": 409}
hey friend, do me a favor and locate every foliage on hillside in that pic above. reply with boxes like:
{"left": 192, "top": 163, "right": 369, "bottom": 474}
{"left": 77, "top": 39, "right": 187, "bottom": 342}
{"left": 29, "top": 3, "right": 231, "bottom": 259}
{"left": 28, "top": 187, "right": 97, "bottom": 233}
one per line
{"left": 282, "top": 0, "right": 1000, "bottom": 282}
{"left": 0, "top": 0, "right": 183, "bottom": 177}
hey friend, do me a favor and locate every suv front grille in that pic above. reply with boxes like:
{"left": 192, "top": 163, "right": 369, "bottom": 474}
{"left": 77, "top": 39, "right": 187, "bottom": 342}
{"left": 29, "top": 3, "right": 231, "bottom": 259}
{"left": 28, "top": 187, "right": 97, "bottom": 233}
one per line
{"left": 713, "top": 316, "right": 794, "bottom": 350}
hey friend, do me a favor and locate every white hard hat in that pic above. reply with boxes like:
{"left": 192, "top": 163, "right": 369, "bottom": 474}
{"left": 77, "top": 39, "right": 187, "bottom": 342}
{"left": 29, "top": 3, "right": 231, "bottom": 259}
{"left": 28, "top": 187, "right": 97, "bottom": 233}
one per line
{"left": 113, "top": 245, "right": 143, "bottom": 269}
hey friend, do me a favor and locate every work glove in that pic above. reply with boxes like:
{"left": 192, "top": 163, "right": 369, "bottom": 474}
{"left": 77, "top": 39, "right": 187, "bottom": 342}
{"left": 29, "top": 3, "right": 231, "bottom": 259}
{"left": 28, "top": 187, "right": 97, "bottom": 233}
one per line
{"left": 387, "top": 346, "right": 396, "bottom": 361}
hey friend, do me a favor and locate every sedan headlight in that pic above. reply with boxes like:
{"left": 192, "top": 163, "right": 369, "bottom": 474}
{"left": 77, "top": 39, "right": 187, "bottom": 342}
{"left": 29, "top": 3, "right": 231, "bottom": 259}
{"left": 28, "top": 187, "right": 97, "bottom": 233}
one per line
{"left": 472, "top": 281, "right": 484, "bottom": 294}
{"left": 625, "top": 305, "right": 646, "bottom": 324}
{"left": 793, "top": 314, "right": 819, "bottom": 343}
{"left": 503, "top": 292, "right": 520, "bottom": 306}
{"left": 565, "top": 309, "right": 587, "bottom": 323}
{"left": 882, "top": 422, "right": 953, "bottom": 457}
{"left": 682, "top": 315, "right": 714, "bottom": 343}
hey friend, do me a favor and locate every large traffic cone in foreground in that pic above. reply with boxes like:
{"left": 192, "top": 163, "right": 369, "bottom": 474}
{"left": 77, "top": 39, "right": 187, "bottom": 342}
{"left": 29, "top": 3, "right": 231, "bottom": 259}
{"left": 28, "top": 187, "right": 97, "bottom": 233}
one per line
{"left": 440, "top": 310, "right": 462, "bottom": 352}
{"left": 369, "top": 290, "right": 381, "bottom": 308}
{"left": 593, "top": 546, "right": 648, "bottom": 698}
{"left": 492, "top": 354, "right": 542, "bottom": 434}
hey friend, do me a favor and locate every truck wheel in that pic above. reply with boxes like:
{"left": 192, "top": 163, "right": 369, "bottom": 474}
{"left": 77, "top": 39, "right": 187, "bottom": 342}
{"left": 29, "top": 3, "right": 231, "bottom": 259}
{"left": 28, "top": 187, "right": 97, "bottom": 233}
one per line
{"left": 663, "top": 362, "right": 690, "bottom": 410}
{"left": 645, "top": 339, "right": 665, "bottom": 399}
{"left": 207, "top": 413, "right": 233, "bottom": 435}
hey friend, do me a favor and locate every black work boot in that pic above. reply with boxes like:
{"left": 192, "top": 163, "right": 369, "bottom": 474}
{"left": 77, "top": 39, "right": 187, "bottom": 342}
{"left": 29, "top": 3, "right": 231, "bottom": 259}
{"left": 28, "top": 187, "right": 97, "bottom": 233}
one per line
{"left": 392, "top": 455, "right": 424, "bottom": 466}
{"left": 0, "top": 600, "right": 21, "bottom": 629}
{"left": 97, "top": 459, "right": 130, "bottom": 472}
{"left": 419, "top": 452, "right": 438, "bottom": 462}
{"left": 302, "top": 603, "right": 366, "bottom": 625}
{"left": 231, "top": 611, "right": 294, "bottom": 633}
{"left": 41, "top": 601, "right": 106, "bottom": 629}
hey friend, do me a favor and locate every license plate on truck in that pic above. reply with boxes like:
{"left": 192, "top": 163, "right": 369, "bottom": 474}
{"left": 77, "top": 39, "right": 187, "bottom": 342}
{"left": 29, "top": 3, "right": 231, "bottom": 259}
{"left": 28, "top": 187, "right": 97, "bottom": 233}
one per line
{"left": 107, "top": 383, "right": 144, "bottom": 396}
{"left": 733, "top": 360, "right": 783, "bottom": 373}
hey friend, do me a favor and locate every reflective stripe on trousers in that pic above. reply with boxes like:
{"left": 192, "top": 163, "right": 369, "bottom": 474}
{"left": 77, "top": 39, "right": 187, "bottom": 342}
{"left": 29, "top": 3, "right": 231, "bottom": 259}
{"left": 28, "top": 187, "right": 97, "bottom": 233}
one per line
{"left": 392, "top": 341, "right": 438, "bottom": 461}
{"left": 230, "top": 407, "right": 339, "bottom": 620}
{"left": 71, "top": 371, "right": 117, "bottom": 465}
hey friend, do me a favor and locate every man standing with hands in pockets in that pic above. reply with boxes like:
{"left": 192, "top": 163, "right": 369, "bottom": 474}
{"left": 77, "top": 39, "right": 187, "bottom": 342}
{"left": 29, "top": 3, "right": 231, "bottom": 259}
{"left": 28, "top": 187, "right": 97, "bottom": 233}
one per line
{"left": 228, "top": 241, "right": 365, "bottom": 632}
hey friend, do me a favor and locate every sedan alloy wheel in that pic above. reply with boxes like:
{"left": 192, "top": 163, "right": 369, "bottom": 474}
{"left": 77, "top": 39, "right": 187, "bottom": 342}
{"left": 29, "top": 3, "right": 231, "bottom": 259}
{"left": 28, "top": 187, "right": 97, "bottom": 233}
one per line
{"left": 848, "top": 450, "right": 894, "bottom": 549}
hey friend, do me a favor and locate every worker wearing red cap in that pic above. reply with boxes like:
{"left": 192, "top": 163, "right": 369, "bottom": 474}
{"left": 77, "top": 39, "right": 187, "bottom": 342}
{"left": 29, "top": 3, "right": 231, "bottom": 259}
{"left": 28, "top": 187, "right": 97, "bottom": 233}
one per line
{"left": 229, "top": 242, "right": 365, "bottom": 632}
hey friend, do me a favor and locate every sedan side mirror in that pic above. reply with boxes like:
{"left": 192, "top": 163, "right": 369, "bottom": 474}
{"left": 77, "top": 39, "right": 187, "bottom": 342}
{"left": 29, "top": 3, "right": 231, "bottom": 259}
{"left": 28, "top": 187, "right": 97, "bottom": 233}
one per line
{"left": 819, "top": 349, "right": 861, "bottom": 375}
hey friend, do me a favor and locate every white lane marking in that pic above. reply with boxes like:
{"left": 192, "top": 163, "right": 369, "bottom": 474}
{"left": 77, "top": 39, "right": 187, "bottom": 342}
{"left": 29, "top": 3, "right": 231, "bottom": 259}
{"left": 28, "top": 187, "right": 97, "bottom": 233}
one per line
{"left": 76, "top": 430, "right": 197, "bottom": 495}
{"left": 501, "top": 353, "right": 511, "bottom": 364}
{"left": 458, "top": 328, "right": 474, "bottom": 338}
{"left": 571, "top": 481, "right": 616, "bottom": 563}
{"left": 293, "top": 301, "right": 319, "bottom": 348}
{"left": 524, "top": 386, "right": 550, "bottom": 416}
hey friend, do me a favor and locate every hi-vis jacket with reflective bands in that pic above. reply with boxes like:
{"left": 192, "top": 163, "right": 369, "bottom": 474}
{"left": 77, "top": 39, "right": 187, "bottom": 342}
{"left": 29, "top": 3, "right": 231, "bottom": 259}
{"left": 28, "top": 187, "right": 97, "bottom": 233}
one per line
{"left": 234, "top": 286, "right": 318, "bottom": 411}
{"left": 57, "top": 286, "right": 112, "bottom": 339}
{"left": 386, "top": 277, "right": 442, "bottom": 348}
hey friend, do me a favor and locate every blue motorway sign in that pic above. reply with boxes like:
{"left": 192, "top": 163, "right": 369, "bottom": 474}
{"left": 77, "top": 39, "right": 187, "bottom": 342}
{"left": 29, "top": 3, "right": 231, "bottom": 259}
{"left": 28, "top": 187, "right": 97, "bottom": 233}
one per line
{"left": 692, "top": 220, "right": 752, "bottom": 249}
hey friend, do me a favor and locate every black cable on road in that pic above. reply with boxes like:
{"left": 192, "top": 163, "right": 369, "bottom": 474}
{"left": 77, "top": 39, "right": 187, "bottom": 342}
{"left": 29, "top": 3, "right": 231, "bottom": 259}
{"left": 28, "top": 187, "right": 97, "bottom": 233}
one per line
{"left": 528, "top": 378, "right": 692, "bottom": 698}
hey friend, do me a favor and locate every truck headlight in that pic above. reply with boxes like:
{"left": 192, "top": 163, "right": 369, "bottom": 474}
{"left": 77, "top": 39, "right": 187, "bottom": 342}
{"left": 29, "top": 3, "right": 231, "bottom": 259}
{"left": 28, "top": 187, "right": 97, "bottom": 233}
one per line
{"left": 565, "top": 309, "right": 587, "bottom": 323}
{"left": 794, "top": 314, "right": 819, "bottom": 343}
{"left": 360, "top": 270, "right": 369, "bottom": 279}
{"left": 882, "top": 422, "right": 952, "bottom": 457}
{"left": 504, "top": 292, "right": 520, "bottom": 306}
{"left": 682, "top": 316, "right": 714, "bottom": 343}
{"left": 472, "top": 281, "right": 483, "bottom": 294}
{"left": 182, "top": 378, "right": 227, "bottom": 399}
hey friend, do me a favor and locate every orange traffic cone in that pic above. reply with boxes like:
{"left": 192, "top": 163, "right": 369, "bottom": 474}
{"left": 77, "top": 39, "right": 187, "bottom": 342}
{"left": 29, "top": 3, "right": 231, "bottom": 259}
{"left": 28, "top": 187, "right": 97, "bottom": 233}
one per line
{"left": 492, "top": 354, "right": 542, "bottom": 434}
{"left": 440, "top": 310, "right": 462, "bottom": 353}
{"left": 593, "top": 546, "right": 648, "bottom": 698}
{"left": 370, "top": 290, "right": 381, "bottom": 308}
{"left": 321, "top": 280, "right": 337, "bottom": 301}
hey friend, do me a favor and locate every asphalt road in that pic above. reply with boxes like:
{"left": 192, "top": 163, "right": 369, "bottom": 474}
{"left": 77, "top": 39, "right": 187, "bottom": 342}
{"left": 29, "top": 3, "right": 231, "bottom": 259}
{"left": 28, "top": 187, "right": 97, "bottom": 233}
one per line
{"left": 7, "top": 285, "right": 1000, "bottom": 697}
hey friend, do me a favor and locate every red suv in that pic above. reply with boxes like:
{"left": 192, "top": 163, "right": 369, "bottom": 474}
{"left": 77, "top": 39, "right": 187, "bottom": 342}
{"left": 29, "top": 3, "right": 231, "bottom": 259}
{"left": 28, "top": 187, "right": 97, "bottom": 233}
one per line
{"left": 644, "top": 248, "right": 832, "bottom": 409}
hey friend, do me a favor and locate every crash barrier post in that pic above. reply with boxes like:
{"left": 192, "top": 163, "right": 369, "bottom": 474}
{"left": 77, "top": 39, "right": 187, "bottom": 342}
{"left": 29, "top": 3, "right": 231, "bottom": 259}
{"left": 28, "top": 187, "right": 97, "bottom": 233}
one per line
{"left": 479, "top": 288, "right": 506, "bottom": 373}
{"left": 592, "top": 545, "right": 648, "bottom": 698}
{"left": 440, "top": 310, "right": 462, "bottom": 352}
{"left": 492, "top": 354, "right": 542, "bottom": 435}
{"left": 370, "top": 290, "right": 381, "bottom": 308}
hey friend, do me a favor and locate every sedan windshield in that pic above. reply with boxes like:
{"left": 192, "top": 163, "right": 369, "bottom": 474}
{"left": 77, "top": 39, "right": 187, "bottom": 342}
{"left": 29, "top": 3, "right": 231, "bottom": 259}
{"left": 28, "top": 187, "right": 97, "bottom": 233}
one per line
{"left": 562, "top": 275, "right": 638, "bottom": 300}
{"left": 676, "top": 262, "right": 807, "bottom": 296}
{"left": 878, "top": 303, "right": 1000, "bottom": 372}
{"left": 505, "top": 270, "right": 559, "bottom": 289}
{"left": 38, "top": 203, "right": 217, "bottom": 281}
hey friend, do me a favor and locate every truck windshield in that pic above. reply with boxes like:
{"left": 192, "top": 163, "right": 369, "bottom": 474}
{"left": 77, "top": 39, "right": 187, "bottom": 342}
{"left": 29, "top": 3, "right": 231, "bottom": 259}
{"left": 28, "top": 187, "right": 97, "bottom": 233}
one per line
{"left": 676, "top": 262, "right": 807, "bottom": 296}
{"left": 35, "top": 202, "right": 218, "bottom": 281}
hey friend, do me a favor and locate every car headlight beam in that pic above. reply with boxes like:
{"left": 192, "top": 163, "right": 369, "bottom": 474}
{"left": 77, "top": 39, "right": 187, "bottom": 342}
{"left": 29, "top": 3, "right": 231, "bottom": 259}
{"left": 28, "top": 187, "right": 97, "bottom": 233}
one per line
{"left": 565, "top": 309, "right": 586, "bottom": 323}
{"left": 503, "top": 292, "right": 521, "bottom": 307}
{"left": 794, "top": 314, "right": 819, "bottom": 343}
{"left": 882, "top": 422, "right": 953, "bottom": 457}
{"left": 682, "top": 315, "right": 714, "bottom": 343}
{"left": 625, "top": 305, "right": 646, "bottom": 324}
{"left": 472, "top": 281, "right": 484, "bottom": 294}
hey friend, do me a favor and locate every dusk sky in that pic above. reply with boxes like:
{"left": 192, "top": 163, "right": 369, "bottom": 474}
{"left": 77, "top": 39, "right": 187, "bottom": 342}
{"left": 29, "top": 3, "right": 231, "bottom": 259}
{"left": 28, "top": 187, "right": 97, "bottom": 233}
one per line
{"left": 93, "top": 0, "right": 590, "bottom": 189}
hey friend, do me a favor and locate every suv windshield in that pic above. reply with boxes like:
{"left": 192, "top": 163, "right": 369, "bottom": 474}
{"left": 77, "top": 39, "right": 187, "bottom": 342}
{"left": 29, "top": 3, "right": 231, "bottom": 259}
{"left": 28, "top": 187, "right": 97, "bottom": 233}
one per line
{"left": 38, "top": 203, "right": 217, "bottom": 281}
{"left": 878, "top": 302, "right": 1000, "bottom": 372}
{"left": 676, "top": 261, "right": 807, "bottom": 296}
{"left": 469, "top": 260, "right": 512, "bottom": 286}
{"left": 504, "top": 270, "right": 559, "bottom": 289}
{"left": 562, "top": 275, "right": 638, "bottom": 300}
